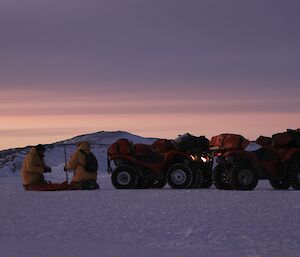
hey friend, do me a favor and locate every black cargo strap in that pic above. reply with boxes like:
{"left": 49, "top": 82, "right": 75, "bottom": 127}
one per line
{"left": 239, "top": 136, "right": 243, "bottom": 149}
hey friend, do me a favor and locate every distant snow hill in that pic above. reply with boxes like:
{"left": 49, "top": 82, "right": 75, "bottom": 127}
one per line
{"left": 0, "top": 131, "right": 157, "bottom": 179}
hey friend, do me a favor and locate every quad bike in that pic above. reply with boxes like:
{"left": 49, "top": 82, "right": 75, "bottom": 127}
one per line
{"left": 210, "top": 130, "right": 300, "bottom": 191}
{"left": 107, "top": 134, "right": 211, "bottom": 189}
{"left": 174, "top": 134, "right": 212, "bottom": 188}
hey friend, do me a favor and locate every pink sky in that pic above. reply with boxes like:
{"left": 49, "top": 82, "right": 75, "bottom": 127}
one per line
{"left": 1, "top": 1, "right": 299, "bottom": 149}
{"left": 1, "top": 88, "right": 299, "bottom": 150}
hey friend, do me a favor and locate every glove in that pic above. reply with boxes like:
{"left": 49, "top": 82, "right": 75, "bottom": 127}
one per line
{"left": 44, "top": 167, "right": 52, "bottom": 173}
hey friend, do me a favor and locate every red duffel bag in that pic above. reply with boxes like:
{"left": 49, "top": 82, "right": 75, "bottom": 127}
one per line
{"left": 152, "top": 139, "right": 176, "bottom": 153}
{"left": 108, "top": 139, "right": 133, "bottom": 155}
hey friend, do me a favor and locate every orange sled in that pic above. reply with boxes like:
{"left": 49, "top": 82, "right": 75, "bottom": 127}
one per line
{"left": 23, "top": 181, "right": 99, "bottom": 191}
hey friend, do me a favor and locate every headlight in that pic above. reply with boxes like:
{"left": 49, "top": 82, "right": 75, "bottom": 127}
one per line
{"left": 190, "top": 154, "right": 197, "bottom": 161}
{"left": 201, "top": 156, "right": 207, "bottom": 163}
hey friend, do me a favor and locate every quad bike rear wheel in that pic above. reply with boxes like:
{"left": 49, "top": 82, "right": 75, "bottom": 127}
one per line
{"left": 111, "top": 165, "right": 138, "bottom": 189}
{"left": 189, "top": 168, "right": 203, "bottom": 188}
{"left": 167, "top": 163, "right": 194, "bottom": 189}
{"left": 230, "top": 163, "right": 258, "bottom": 190}
{"left": 269, "top": 179, "right": 290, "bottom": 190}
{"left": 212, "top": 165, "right": 233, "bottom": 190}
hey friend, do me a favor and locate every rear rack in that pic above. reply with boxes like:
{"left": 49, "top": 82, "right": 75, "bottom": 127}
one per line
{"left": 209, "top": 146, "right": 222, "bottom": 151}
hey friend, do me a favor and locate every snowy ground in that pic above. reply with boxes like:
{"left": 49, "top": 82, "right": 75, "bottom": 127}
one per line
{"left": 1, "top": 175, "right": 300, "bottom": 257}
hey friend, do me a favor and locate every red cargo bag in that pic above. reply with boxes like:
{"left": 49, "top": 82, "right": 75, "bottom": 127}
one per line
{"left": 210, "top": 134, "right": 249, "bottom": 150}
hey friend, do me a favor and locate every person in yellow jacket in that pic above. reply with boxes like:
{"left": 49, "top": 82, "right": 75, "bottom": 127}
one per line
{"left": 21, "top": 144, "right": 58, "bottom": 190}
{"left": 64, "top": 141, "right": 99, "bottom": 190}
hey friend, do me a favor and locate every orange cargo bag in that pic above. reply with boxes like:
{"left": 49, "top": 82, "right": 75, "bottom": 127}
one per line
{"left": 108, "top": 139, "right": 133, "bottom": 155}
{"left": 152, "top": 139, "right": 175, "bottom": 153}
{"left": 210, "top": 134, "right": 249, "bottom": 150}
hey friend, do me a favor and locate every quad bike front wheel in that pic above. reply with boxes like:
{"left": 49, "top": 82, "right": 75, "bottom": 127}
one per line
{"left": 167, "top": 163, "right": 194, "bottom": 189}
{"left": 111, "top": 165, "right": 139, "bottom": 189}
{"left": 190, "top": 166, "right": 212, "bottom": 189}
{"left": 212, "top": 165, "right": 233, "bottom": 190}
{"left": 269, "top": 179, "right": 290, "bottom": 190}
{"left": 230, "top": 164, "right": 258, "bottom": 190}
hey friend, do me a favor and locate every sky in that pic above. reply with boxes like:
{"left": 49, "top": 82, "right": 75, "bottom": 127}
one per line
{"left": 0, "top": 0, "right": 300, "bottom": 149}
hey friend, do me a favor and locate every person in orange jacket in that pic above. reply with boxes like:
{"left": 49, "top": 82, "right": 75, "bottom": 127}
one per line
{"left": 64, "top": 141, "right": 99, "bottom": 190}
{"left": 22, "top": 144, "right": 68, "bottom": 191}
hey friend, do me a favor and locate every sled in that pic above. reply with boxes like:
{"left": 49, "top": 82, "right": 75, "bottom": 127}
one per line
{"left": 23, "top": 182, "right": 70, "bottom": 191}
{"left": 23, "top": 181, "right": 99, "bottom": 191}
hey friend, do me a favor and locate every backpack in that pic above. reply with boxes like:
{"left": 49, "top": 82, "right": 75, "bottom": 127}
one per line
{"left": 79, "top": 150, "right": 98, "bottom": 173}
{"left": 256, "top": 136, "right": 272, "bottom": 147}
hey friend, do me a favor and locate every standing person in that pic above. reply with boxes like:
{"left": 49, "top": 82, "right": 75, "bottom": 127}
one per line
{"left": 22, "top": 144, "right": 68, "bottom": 191}
{"left": 64, "top": 141, "right": 99, "bottom": 190}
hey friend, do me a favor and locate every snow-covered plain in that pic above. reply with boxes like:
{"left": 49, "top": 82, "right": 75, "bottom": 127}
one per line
{"left": 1, "top": 131, "right": 300, "bottom": 257}
{"left": 1, "top": 175, "right": 300, "bottom": 257}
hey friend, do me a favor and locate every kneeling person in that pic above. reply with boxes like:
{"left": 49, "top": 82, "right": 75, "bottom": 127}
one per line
{"left": 64, "top": 141, "right": 99, "bottom": 190}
